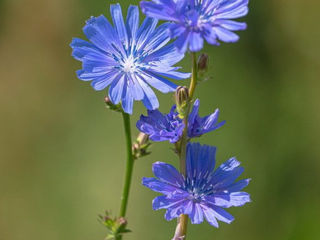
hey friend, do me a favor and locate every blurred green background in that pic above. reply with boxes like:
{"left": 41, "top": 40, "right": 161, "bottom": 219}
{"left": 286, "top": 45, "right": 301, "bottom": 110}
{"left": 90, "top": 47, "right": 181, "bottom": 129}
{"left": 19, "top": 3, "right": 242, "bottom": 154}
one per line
{"left": 1, "top": 0, "right": 319, "bottom": 239}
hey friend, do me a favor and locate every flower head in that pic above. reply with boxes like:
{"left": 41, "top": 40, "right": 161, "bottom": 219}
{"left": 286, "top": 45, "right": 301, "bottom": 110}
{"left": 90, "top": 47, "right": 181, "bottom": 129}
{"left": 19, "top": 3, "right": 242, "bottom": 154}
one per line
{"left": 142, "top": 142, "right": 251, "bottom": 226}
{"left": 136, "top": 105, "right": 184, "bottom": 143}
{"left": 188, "top": 99, "right": 226, "bottom": 137}
{"left": 70, "top": 4, "right": 190, "bottom": 114}
{"left": 136, "top": 99, "right": 225, "bottom": 143}
{"left": 140, "top": 0, "right": 249, "bottom": 53}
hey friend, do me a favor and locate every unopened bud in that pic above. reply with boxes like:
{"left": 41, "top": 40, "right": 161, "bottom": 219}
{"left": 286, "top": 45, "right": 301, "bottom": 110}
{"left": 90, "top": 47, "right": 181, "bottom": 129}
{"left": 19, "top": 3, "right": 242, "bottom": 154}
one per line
{"left": 104, "top": 96, "right": 112, "bottom": 104}
{"left": 197, "top": 53, "right": 209, "bottom": 72}
{"left": 175, "top": 86, "right": 189, "bottom": 119}
{"left": 118, "top": 217, "right": 127, "bottom": 226}
{"left": 104, "top": 96, "right": 122, "bottom": 112}
{"left": 136, "top": 132, "right": 149, "bottom": 146}
{"left": 175, "top": 86, "right": 189, "bottom": 107}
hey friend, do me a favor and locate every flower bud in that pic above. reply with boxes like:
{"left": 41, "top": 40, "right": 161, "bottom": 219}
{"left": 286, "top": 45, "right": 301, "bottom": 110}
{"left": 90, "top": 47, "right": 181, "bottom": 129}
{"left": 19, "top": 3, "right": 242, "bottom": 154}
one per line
{"left": 175, "top": 86, "right": 189, "bottom": 106}
{"left": 132, "top": 132, "right": 151, "bottom": 160}
{"left": 117, "top": 217, "right": 127, "bottom": 226}
{"left": 104, "top": 96, "right": 122, "bottom": 112}
{"left": 175, "top": 86, "right": 189, "bottom": 119}
{"left": 197, "top": 53, "right": 209, "bottom": 72}
{"left": 136, "top": 132, "right": 149, "bottom": 146}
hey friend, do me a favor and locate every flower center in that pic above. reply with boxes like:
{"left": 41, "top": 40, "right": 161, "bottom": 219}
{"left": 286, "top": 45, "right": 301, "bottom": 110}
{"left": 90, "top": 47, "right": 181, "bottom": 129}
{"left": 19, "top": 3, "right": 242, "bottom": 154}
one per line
{"left": 183, "top": 3, "right": 215, "bottom": 31}
{"left": 122, "top": 55, "right": 136, "bottom": 73}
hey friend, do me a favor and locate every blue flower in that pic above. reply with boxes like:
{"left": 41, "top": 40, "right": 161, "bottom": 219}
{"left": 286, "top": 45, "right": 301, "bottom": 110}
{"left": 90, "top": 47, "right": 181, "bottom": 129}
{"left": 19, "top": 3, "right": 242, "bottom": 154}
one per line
{"left": 136, "top": 105, "right": 184, "bottom": 143}
{"left": 136, "top": 99, "right": 225, "bottom": 142}
{"left": 70, "top": 4, "right": 190, "bottom": 114}
{"left": 142, "top": 142, "right": 251, "bottom": 226}
{"left": 140, "top": 0, "right": 249, "bottom": 53}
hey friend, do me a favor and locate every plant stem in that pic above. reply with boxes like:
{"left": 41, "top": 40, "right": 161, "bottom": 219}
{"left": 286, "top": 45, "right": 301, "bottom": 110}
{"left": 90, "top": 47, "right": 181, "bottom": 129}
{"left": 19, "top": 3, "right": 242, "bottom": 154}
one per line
{"left": 173, "top": 52, "right": 198, "bottom": 240}
{"left": 119, "top": 112, "right": 134, "bottom": 218}
{"left": 189, "top": 52, "right": 198, "bottom": 100}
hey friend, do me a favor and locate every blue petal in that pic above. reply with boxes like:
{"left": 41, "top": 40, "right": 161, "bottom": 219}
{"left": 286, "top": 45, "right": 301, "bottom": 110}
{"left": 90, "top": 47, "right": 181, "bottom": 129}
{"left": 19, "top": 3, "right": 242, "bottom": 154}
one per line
{"left": 202, "top": 205, "right": 219, "bottom": 227}
{"left": 141, "top": 71, "right": 177, "bottom": 93}
{"left": 227, "top": 192, "right": 251, "bottom": 206}
{"left": 136, "top": 17, "right": 158, "bottom": 51}
{"left": 164, "top": 199, "right": 189, "bottom": 221}
{"left": 175, "top": 31, "right": 190, "bottom": 53}
{"left": 110, "top": 4, "right": 129, "bottom": 49}
{"left": 126, "top": 5, "right": 139, "bottom": 41}
{"left": 136, "top": 76, "right": 159, "bottom": 110}
{"left": 203, "top": 25, "right": 220, "bottom": 45}
{"left": 205, "top": 192, "right": 250, "bottom": 208}
{"left": 142, "top": 177, "right": 180, "bottom": 195}
{"left": 188, "top": 99, "right": 200, "bottom": 126}
{"left": 211, "top": 158, "right": 244, "bottom": 189}
{"left": 108, "top": 74, "right": 125, "bottom": 104}
{"left": 144, "top": 43, "right": 185, "bottom": 66}
{"left": 148, "top": 66, "right": 191, "bottom": 80}
{"left": 190, "top": 203, "right": 204, "bottom": 224}
{"left": 143, "top": 23, "right": 171, "bottom": 53}
{"left": 214, "top": 26, "right": 240, "bottom": 43}
{"left": 215, "top": 0, "right": 249, "bottom": 19}
{"left": 121, "top": 82, "right": 134, "bottom": 114}
{"left": 140, "top": 0, "right": 178, "bottom": 22}
{"left": 212, "top": 157, "right": 241, "bottom": 177}
{"left": 83, "top": 15, "right": 117, "bottom": 52}
{"left": 70, "top": 38, "right": 106, "bottom": 61}
{"left": 216, "top": 20, "right": 247, "bottom": 31}
{"left": 127, "top": 75, "right": 144, "bottom": 100}
{"left": 189, "top": 32, "right": 204, "bottom": 52}
{"left": 90, "top": 70, "right": 120, "bottom": 90}
{"left": 153, "top": 195, "right": 185, "bottom": 210}
{"left": 152, "top": 162, "right": 184, "bottom": 187}
{"left": 211, "top": 206, "right": 234, "bottom": 224}
{"left": 186, "top": 143, "right": 216, "bottom": 180}
{"left": 227, "top": 178, "right": 251, "bottom": 192}
{"left": 76, "top": 69, "right": 110, "bottom": 81}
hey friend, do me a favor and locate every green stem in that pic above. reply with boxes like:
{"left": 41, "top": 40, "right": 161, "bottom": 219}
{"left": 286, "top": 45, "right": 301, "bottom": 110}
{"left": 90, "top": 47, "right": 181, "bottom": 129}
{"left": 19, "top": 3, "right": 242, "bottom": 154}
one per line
{"left": 173, "top": 52, "right": 198, "bottom": 240}
{"left": 119, "top": 112, "right": 134, "bottom": 217}
{"left": 189, "top": 52, "right": 198, "bottom": 100}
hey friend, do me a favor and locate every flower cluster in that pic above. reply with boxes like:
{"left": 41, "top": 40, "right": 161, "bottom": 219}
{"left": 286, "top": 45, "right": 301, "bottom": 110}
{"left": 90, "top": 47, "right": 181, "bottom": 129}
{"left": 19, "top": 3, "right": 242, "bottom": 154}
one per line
{"left": 143, "top": 142, "right": 251, "bottom": 226}
{"left": 136, "top": 99, "right": 225, "bottom": 143}
{"left": 70, "top": 0, "right": 251, "bottom": 237}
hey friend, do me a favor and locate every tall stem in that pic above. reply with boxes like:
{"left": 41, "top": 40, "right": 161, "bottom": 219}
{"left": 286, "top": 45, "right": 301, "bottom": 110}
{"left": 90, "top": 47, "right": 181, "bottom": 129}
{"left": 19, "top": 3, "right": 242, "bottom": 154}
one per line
{"left": 119, "top": 112, "right": 134, "bottom": 217}
{"left": 173, "top": 52, "right": 198, "bottom": 240}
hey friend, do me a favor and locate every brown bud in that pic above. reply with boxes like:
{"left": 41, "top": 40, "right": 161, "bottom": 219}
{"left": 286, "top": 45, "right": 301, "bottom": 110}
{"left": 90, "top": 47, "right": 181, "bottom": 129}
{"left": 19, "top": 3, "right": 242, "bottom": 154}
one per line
{"left": 197, "top": 53, "right": 209, "bottom": 71}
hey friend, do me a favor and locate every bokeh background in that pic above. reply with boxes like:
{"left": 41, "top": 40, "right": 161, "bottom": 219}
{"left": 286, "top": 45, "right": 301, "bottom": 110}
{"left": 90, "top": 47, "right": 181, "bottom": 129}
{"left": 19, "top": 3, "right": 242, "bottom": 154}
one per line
{"left": 1, "top": 0, "right": 320, "bottom": 239}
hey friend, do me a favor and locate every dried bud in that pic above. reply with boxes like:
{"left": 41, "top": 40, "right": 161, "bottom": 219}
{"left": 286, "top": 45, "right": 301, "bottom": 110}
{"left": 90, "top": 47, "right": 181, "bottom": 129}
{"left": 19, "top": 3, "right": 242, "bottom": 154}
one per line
{"left": 197, "top": 53, "right": 209, "bottom": 72}
{"left": 132, "top": 132, "right": 151, "bottom": 160}
{"left": 175, "top": 86, "right": 189, "bottom": 119}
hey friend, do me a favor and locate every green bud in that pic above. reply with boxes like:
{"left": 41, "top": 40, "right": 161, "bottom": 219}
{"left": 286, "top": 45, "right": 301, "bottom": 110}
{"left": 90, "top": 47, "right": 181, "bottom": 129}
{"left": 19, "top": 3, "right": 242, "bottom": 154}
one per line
{"left": 104, "top": 96, "right": 123, "bottom": 113}
{"left": 99, "top": 211, "right": 131, "bottom": 240}
{"left": 175, "top": 86, "right": 189, "bottom": 119}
